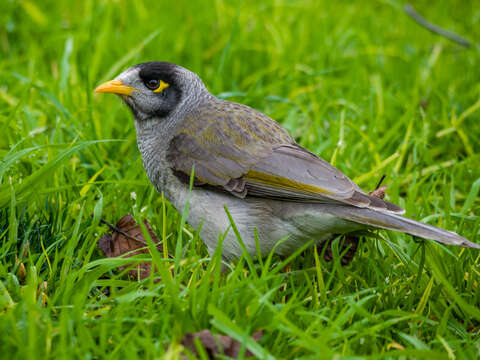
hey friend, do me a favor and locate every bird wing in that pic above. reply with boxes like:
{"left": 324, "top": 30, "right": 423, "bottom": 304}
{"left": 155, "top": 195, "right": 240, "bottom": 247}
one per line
{"left": 243, "top": 144, "right": 404, "bottom": 212}
{"left": 167, "top": 100, "right": 293, "bottom": 189}
{"left": 167, "top": 101, "right": 404, "bottom": 213}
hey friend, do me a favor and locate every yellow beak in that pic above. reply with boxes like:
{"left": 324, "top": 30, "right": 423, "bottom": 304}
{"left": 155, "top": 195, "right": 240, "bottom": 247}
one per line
{"left": 94, "top": 79, "right": 137, "bottom": 96}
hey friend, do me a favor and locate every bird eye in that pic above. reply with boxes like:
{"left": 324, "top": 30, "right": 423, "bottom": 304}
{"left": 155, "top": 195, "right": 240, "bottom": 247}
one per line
{"left": 144, "top": 79, "right": 160, "bottom": 90}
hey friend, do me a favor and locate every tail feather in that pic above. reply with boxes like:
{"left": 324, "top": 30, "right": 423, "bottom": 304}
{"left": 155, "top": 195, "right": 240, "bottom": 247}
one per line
{"left": 322, "top": 204, "right": 480, "bottom": 249}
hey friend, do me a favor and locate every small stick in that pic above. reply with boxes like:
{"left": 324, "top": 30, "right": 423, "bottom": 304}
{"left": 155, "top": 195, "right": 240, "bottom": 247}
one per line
{"left": 374, "top": 174, "right": 387, "bottom": 191}
{"left": 99, "top": 218, "right": 147, "bottom": 245}
{"left": 404, "top": 4, "right": 472, "bottom": 48}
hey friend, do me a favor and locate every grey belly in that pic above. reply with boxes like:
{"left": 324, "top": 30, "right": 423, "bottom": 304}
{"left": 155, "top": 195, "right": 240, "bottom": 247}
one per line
{"left": 166, "top": 182, "right": 365, "bottom": 261}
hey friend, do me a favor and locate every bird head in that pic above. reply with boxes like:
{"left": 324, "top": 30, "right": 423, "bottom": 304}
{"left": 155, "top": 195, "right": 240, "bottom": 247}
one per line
{"left": 95, "top": 61, "right": 208, "bottom": 122}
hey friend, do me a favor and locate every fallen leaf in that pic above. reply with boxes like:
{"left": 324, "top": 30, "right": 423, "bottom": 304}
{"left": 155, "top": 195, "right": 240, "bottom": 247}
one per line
{"left": 320, "top": 235, "right": 359, "bottom": 265}
{"left": 181, "top": 329, "right": 263, "bottom": 359}
{"left": 369, "top": 185, "right": 387, "bottom": 199}
{"left": 98, "top": 214, "right": 161, "bottom": 279}
{"left": 15, "top": 256, "right": 27, "bottom": 280}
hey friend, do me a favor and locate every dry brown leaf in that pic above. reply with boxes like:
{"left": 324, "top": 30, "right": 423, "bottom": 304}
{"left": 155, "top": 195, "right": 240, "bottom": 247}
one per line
{"left": 98, "top": 214, "right": 161, "bottom": 279}
{"left": 15, "top": 242, "right": 29, "bottom": 281}
{"left": 181, "top": 329, "right": 263, "bottom": 359}
{"left": 16, "top": 258, "right": 26, "bottom": 280}
{"left": 369, "top": 185, "right": 387, "bottom": 199}
{"left": 321, "top": 235, "right": 359, "bottom": 265}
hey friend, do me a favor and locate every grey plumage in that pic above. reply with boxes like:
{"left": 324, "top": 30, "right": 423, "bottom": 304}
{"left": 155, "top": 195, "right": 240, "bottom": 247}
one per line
{"left": 95, "top": 61, "right": 480, "bottom": 262}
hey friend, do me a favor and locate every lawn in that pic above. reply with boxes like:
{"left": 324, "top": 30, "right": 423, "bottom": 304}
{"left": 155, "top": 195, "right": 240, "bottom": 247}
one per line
{"left": 1, "top": 0, "right": 480, "bottom": 358}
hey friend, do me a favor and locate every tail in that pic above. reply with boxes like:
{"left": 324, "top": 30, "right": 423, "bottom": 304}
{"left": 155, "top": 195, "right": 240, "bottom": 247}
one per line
{"left": 322, "top": 204, "right": 480, "bottom": 249}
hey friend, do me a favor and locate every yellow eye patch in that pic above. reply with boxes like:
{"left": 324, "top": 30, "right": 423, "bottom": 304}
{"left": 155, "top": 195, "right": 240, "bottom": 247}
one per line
{"left": 153, "top": 80, "right": 170, "bottom": 93}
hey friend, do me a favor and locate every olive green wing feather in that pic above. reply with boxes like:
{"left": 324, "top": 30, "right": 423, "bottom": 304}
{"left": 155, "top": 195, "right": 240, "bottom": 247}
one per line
{"left": 167, "top": 100, "right": 403, "bottom": 213}
{"left": 243, "top": 144, "right": 404, "bottom": 213}
{"left": 167, "top": 100, "right": 293, "bottom": 190}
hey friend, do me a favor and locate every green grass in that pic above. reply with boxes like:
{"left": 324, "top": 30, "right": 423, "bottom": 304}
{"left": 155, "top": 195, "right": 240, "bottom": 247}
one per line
{"left": 2, "top": 0, "right": 480, "bottom": 358}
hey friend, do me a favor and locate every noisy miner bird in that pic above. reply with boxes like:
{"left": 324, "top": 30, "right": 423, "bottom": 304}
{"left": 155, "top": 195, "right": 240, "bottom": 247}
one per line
{"left": 95, "top": 61, "right": 480, "bottom": 262}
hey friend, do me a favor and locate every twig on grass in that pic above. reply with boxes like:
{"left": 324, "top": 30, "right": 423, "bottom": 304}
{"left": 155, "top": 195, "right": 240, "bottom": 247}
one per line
{"left": 404, "top": 4, "right": 474, "bottom": 49}
{"left": 99, "top": 218, "right": 147, "bottom": 245}
{"left": 374, "top": 174, "right": 387, "bottom": 191}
